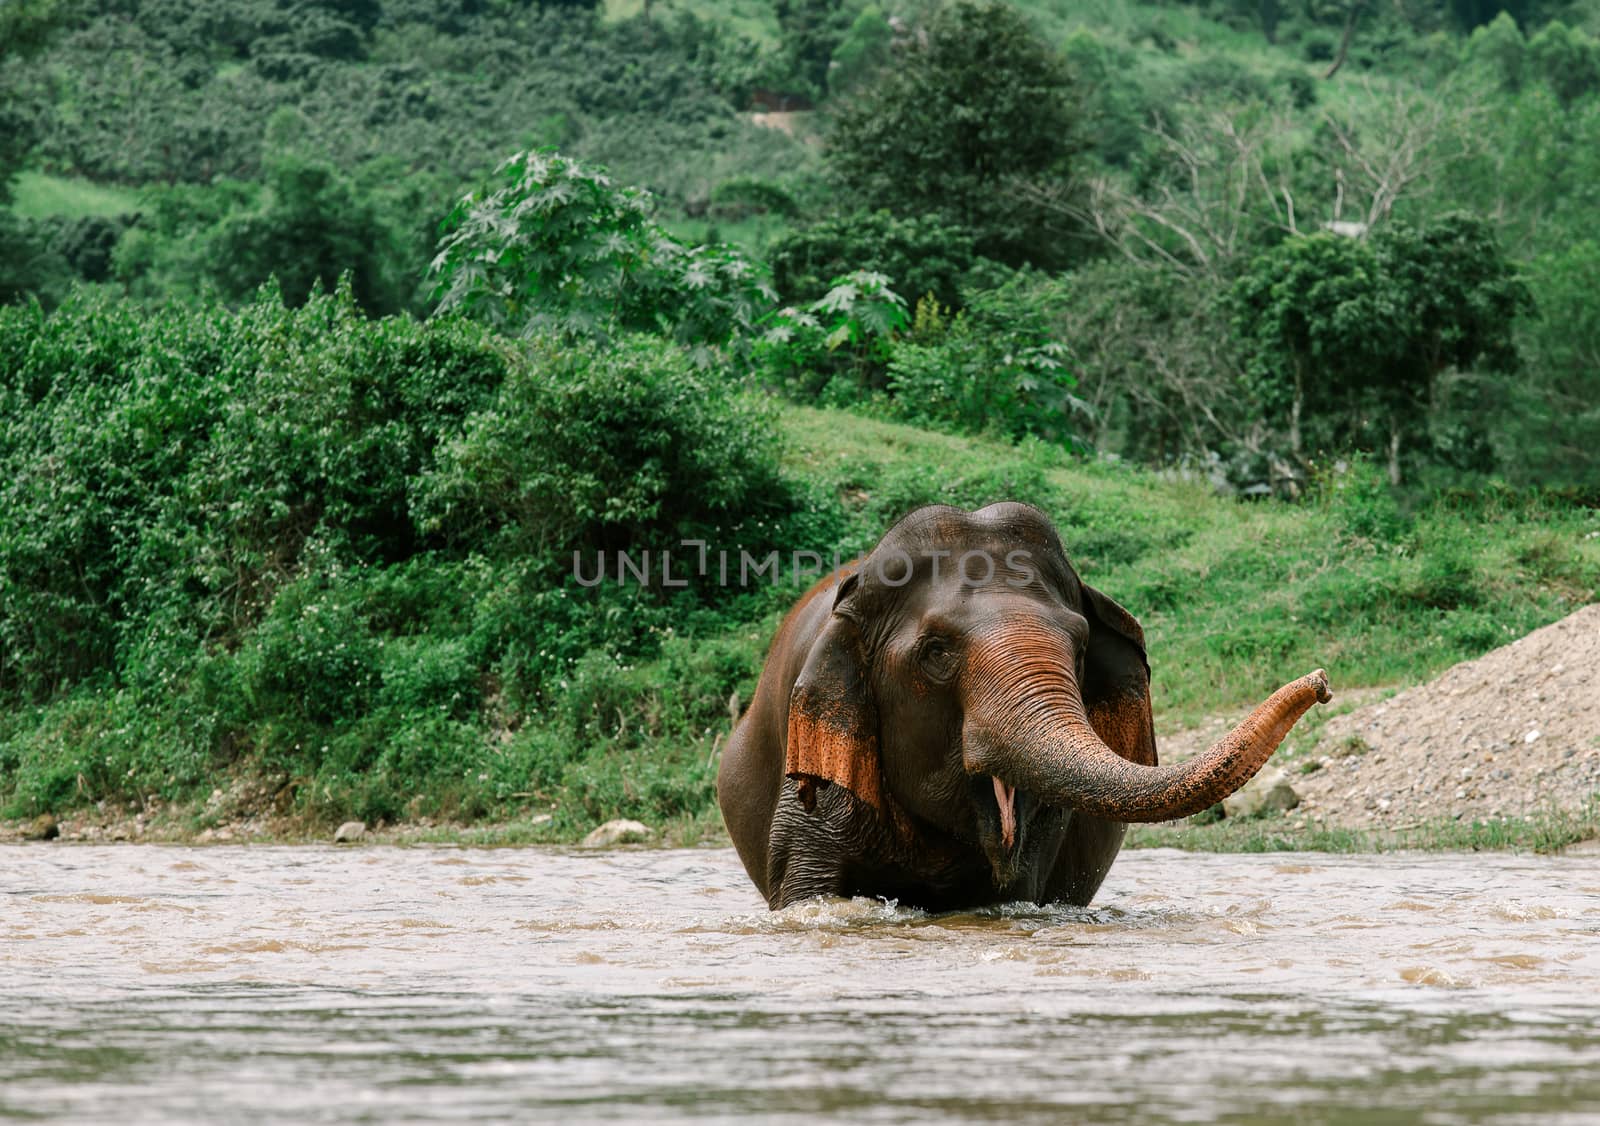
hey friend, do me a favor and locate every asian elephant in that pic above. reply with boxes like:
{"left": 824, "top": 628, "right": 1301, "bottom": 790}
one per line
{"left": 717, "top": 502, "right": 1331, "bottom": 911}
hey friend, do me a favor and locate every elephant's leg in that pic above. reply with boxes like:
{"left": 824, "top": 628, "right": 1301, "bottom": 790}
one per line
{"left": 1039, "top": 812, "right": 1128, "bottom": 907}
{"left": 766, "top": 783, "right": 859, "bottom": 908}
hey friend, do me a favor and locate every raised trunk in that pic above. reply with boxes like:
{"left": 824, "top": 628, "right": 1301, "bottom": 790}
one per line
{"left": 965, "top": 668, "right": 1330, "bottom": 824}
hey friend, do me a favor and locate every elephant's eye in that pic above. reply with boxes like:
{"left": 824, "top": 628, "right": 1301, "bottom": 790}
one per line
{"left": 917, "top": 636, "right": 960, "bottom": 681}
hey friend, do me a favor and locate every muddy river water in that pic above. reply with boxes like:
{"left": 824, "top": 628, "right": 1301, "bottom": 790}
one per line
{"left": 3, "top": 845, "right": 1599, "bottom": 1123}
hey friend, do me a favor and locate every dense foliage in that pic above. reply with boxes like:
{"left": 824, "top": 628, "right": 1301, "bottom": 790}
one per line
{"left": 1231, "top": 215, "right": 1528, "bottom": 484}
{"left": 2, "top": 0, "right": 1599, "bottom": 837}
{"left": 0, "top": 291, "right": 828, "bottom": 826}
{"left": 6, "top": 0, "right": 1599, "bottom": 489}
{"left": 430, "top": 150, "right": 774, "bottom": 355}
{"left": 824, "top": 0, "right": 1086, "bottom": 271}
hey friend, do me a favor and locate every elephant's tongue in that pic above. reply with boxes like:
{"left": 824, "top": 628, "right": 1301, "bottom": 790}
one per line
{"left": 993, "top": 777, "right": 1017, "bottom": 851}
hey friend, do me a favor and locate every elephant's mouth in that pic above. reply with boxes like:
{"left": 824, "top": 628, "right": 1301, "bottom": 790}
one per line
{"left": 973, "top": 774, "right": 1029, "bottom": 889}
{"left": 993, "top": 776, "right": 1018, "bottom": 851}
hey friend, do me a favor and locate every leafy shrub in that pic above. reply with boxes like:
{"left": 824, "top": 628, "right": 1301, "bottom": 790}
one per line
{"left": 768, "top": 210, "right": 978, "bottom": 307}
{"left": 0, "top": 283, "right": 829, "bottom": 822}
{"left": 886, "top": 278, "right": 1086, "bottom": 444}
{"left": 237, "top": 567, "right": 380, "bottom": 726}
{"left": 0, "top": 287, "right": 508, "bottom": 703}
{"left": 417, "top": 334, "right": 789, "bottom": 557}
{"left": 430, "top": 149, "right": 775, "bottom": 355}
{"left": 756, "top": 270, "right": 909, "bottom": 396}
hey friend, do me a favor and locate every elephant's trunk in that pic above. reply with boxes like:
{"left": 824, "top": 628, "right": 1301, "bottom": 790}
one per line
{"left": 961, "top": 623, "right": 1330, "bottom": 824}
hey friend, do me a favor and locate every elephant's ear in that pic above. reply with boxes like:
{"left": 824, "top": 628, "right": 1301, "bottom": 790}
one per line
{"left": 785, "top": 574, "right": 882, "bottom": 814}
{"left": 1080, "top": 582, "right": 1158, "bottom": 768}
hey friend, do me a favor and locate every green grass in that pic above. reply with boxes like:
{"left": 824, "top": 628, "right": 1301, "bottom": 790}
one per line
{"left": 1127, "top": 802, "right": 1600, "bottom": 854}
{"left": 10, "top": 172, "right": 140, "bottom": 219}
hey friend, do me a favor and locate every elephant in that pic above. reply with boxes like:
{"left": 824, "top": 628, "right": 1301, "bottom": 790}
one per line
{"left": 717, "top": 502, "right": 1332, "bottom": 911}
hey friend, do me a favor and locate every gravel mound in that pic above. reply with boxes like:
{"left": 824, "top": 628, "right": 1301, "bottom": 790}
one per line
{"left": 1296, "top": 605, "right": 1600, "bottom": 829}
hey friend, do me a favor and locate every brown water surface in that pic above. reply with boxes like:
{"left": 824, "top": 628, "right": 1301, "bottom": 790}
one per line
{"left": 3, "top": 845, "right": 1599, "bottom": 1122}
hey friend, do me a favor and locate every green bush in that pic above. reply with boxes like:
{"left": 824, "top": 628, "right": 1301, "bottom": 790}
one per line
{"left": 0, "top": 283, "right": 831, "bottom": 823}
{"left": 885, "top": 278, "right": 1086, "bottom": 444}
{"left": 767, "top": 210, "right": 979, "bottom": 308}
{"left": 755, "top": 269, "right": 909, "bottom": 397}
{"left": 0, "top": 287, "right": 508, "bottom": 703}
{"left": 430, "top": 149, "right": 775, "bottom": 355}
{"left": 417, "top": 334, "right": 790, "bottom": 557}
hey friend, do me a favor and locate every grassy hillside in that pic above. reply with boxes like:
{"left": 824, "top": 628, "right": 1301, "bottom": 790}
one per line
{"left": 3, "top": 0, "right": 1599, "bottom": 851}
{"left": 782, "top": 406, "right": 1599, "bottom": 724}
{"left": 5, "top": 382, "right": 1593, "bottom": 845}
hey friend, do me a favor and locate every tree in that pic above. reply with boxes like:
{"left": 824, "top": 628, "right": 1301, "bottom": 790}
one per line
{"left": 1449, "top": 0, "right": 1536, "bottom": 33}
{"left": 824, "top": 0, "right": 1085, "bottom": 271}
{"left": 209, "top": 157, "right": 409, "bottom": 315}
{"left": 0, "top": 214, "right": 68, "bottom": 308}
{"left": 827, "top": 5, "right": 893, "bottom": 95}
{"left": 1232, "top": 231, "right": 1388, "bottom": 476}
{"left": 1231, "top": 214, "right": 1528, "bottom": 484}
{"left": 776, "top": 0, "right": 855, "bottom": 98}
{"left": 1464, "top": 12, "right": 1527, "bottom": 91}
{"left": 1057, "top": 84, "right": 1483, "bottom": 285}
{"left": 1063, "top": 108, "right": 1303, "bottom": 285}
{"left": 1309, "top": 0, "right": 1370, "bottom": 79}
{"left": 1527, "top": 21, "right": 1600, "bottom": 105}
{"left": 1058, "top": 258, "right": 1252, "bottom": 467}
{"left": 0, "top": 0, "right": 60, "bottom": 191}
{"left": 1502, "top": 241, "right": 1600, "bottom": 486}
{"left": 0, "top": 0, "right": 68, "bottom": 307}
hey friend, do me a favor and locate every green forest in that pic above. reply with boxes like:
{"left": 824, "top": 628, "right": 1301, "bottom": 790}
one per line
{"left": 1, "top": 0, "right": 1597, "bottom": 842}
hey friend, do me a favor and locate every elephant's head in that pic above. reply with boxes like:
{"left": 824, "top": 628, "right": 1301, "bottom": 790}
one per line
{"left": 784, "top": 503, "right": 1330, "bottom": 890}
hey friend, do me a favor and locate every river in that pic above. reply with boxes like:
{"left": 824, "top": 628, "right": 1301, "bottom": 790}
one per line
{"left": 3, "top": 845, "right": 1599, "bottom": 1122}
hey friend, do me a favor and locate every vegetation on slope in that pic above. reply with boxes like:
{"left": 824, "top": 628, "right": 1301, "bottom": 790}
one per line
{"left": 0, "top": 289, "right": 1593, "bottom": 841}
{"left": 2, "top": 0, "right": 1599, "bottom": 846}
